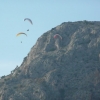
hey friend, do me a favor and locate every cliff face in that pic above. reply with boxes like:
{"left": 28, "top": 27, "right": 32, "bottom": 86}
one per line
{"left": 0, "top": 21, "right": 100, "bottom": 100}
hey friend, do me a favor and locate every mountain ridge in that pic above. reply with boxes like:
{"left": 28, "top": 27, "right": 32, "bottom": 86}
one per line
{"left": 0, "top": 21, "right": 100, "bottom": 100}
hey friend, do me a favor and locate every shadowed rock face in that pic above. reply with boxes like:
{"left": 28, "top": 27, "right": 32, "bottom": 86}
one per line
{"left": 1, "top": 21, "right": 100, "bottom": 100}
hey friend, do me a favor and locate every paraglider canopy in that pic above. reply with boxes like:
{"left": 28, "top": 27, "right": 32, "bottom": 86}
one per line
{"left": 16, "top": 32, "right": 27, "bottom": 36}
{"left": 24, "top": 18, "right": 33, "bottom": 25}
{"left": 54, "top": 34, "right": 62, "bottom": 40}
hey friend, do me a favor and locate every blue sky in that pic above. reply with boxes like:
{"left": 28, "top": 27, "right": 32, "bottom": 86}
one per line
{"left": 0, "top": 0, "right": 100, "bottom": 76}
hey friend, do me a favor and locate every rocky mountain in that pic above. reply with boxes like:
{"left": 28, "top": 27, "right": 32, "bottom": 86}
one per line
{"left": 0, "top": 21, "right": 100, "bottom": 100}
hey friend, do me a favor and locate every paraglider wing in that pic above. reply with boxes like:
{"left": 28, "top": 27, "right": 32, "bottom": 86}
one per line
{"left": 16, "top": 32, "right": 27, "bottom": 36}
{"left": 24, "top": 18, "right": 33, "bottom": 25}
{"left": 54, "top": 34, "right": 62, "bottom": 40}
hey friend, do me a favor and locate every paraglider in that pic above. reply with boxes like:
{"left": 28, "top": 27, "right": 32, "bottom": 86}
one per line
{"left": 24, "top": 18, "right": 33, "bottom": 25}
{"left": 16, "top": 32, "right": 27, "bottom": 36}
{"left": 27, "top": 29, "right": 29, "bottom": 31}
{"left": 54, "top": 34, "right": 62, "bottom": 40}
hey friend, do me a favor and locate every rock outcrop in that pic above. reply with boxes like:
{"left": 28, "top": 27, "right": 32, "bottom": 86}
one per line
{"left": 0, "top": 21, "right": 100, "bottom": 100}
